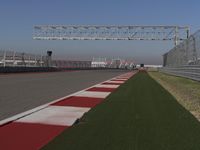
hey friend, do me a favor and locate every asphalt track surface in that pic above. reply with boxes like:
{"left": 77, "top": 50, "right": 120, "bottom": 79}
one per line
{"left": 0, "top": 70, "right": 128, "bottom": 121}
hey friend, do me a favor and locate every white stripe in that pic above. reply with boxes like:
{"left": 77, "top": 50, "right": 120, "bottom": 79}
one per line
{"left": 75, "top": 91, "right": 111, "bottom": 98}
{"left": 105, "top": 81, "right": 125, "bottom": 84}
{"left": 16, "top": 106, "right": 90, "bottom": 126}
{"left": 94, "top": 84, "right": 119, "bottom": 88}
{"left": 112, "top": 79, "right": 128, "bottom": 81}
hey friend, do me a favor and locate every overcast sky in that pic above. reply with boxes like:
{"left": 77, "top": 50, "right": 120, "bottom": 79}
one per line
{"left": 0, "top": 0, "right": 199, "bottom": 64}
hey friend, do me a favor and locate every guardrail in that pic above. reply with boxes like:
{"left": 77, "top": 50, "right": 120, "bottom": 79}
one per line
{"left": 159, "top": 65, "right": 200, "bottom": 81}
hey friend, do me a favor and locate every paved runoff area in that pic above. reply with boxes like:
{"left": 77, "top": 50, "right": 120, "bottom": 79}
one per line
{"left": 0, "top": 70, "right": 135, "bottom": 150}
{"left": 0, "top": 70, "right": 128, "bottom": 120}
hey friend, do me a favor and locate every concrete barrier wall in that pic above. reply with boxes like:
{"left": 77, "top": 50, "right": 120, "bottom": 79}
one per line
{"left": 0, "top": 67, "right": 59, "bottom": 73}
{"left": 0, "top": 67, "right": 130, "bottom": 73}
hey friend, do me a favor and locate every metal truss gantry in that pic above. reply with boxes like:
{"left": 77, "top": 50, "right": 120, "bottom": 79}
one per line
{"left": 33, "top": 25, "right": 190, "bottom": 45}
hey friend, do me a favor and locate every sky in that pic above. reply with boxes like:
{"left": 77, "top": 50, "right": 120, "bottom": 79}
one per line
{"left": 0, "top": 0, "right": 199, "bottom": 64}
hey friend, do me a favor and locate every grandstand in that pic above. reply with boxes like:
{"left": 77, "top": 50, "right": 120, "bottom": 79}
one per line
{"left": 91, "top": 58, "right": 107, "bottom": 68}
{"left": 52, "top": 60, "right": 91, "bottom": 68}
{"left": 0, "top": 50, "right": 45, "bottom": 67}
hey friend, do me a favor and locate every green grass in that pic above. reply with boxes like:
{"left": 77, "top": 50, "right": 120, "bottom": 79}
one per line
{"left": 42, "top": 72, "right": 200, "bottom": 150}
{"left": 149, "top": 71, "right": 200, "bottom": 121}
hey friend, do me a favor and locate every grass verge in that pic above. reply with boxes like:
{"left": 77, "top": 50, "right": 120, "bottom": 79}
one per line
{"left": 149, "top": 71, "right": 200, "bottom": 121}
{"left": 42, "top": 72, "right": 200, "bottom": 150}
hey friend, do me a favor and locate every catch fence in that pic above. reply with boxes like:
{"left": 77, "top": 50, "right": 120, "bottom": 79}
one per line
{"left": 161, "top": 30, "right": 200, "bottom": 81}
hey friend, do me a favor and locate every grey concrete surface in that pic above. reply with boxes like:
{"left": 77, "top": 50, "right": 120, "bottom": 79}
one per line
{"left": 0, "top": 70, "right": 128, "bottom": 120}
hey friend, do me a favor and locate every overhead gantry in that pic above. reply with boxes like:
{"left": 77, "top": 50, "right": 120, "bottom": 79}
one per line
{"left": 33, "top": 25, "right": 190, "bottom": 46}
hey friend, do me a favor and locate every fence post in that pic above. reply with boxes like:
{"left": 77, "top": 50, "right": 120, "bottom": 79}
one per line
{"left": 3, "top": 51, "right": 6, "bottom": 67}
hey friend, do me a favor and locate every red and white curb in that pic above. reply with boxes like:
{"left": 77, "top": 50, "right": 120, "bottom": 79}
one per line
{"left": 0, "top": 71, "right": 137, "bottom": 150}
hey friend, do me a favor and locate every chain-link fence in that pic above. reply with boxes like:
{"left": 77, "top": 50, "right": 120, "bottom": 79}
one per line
{"left": 161, "top": 30, "right": 200, "bottom": 81}
{"left": 163, "top": 30, "right": 200, "bottom": 66}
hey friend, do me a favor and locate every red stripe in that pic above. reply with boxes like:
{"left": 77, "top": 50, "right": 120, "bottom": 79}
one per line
{"left": 51, "top": 96, "right": 103, "bottom": 108}
{"left": 0, "top": 122, "right": 67, "bottom": 150}
{"left": 87, "top": 87, "right": 116, "bottom": 92}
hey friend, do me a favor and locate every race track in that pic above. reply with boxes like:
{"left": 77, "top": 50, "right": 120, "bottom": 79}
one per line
{"left": 0, "top": 70, "right": 128, "bottom": 120}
